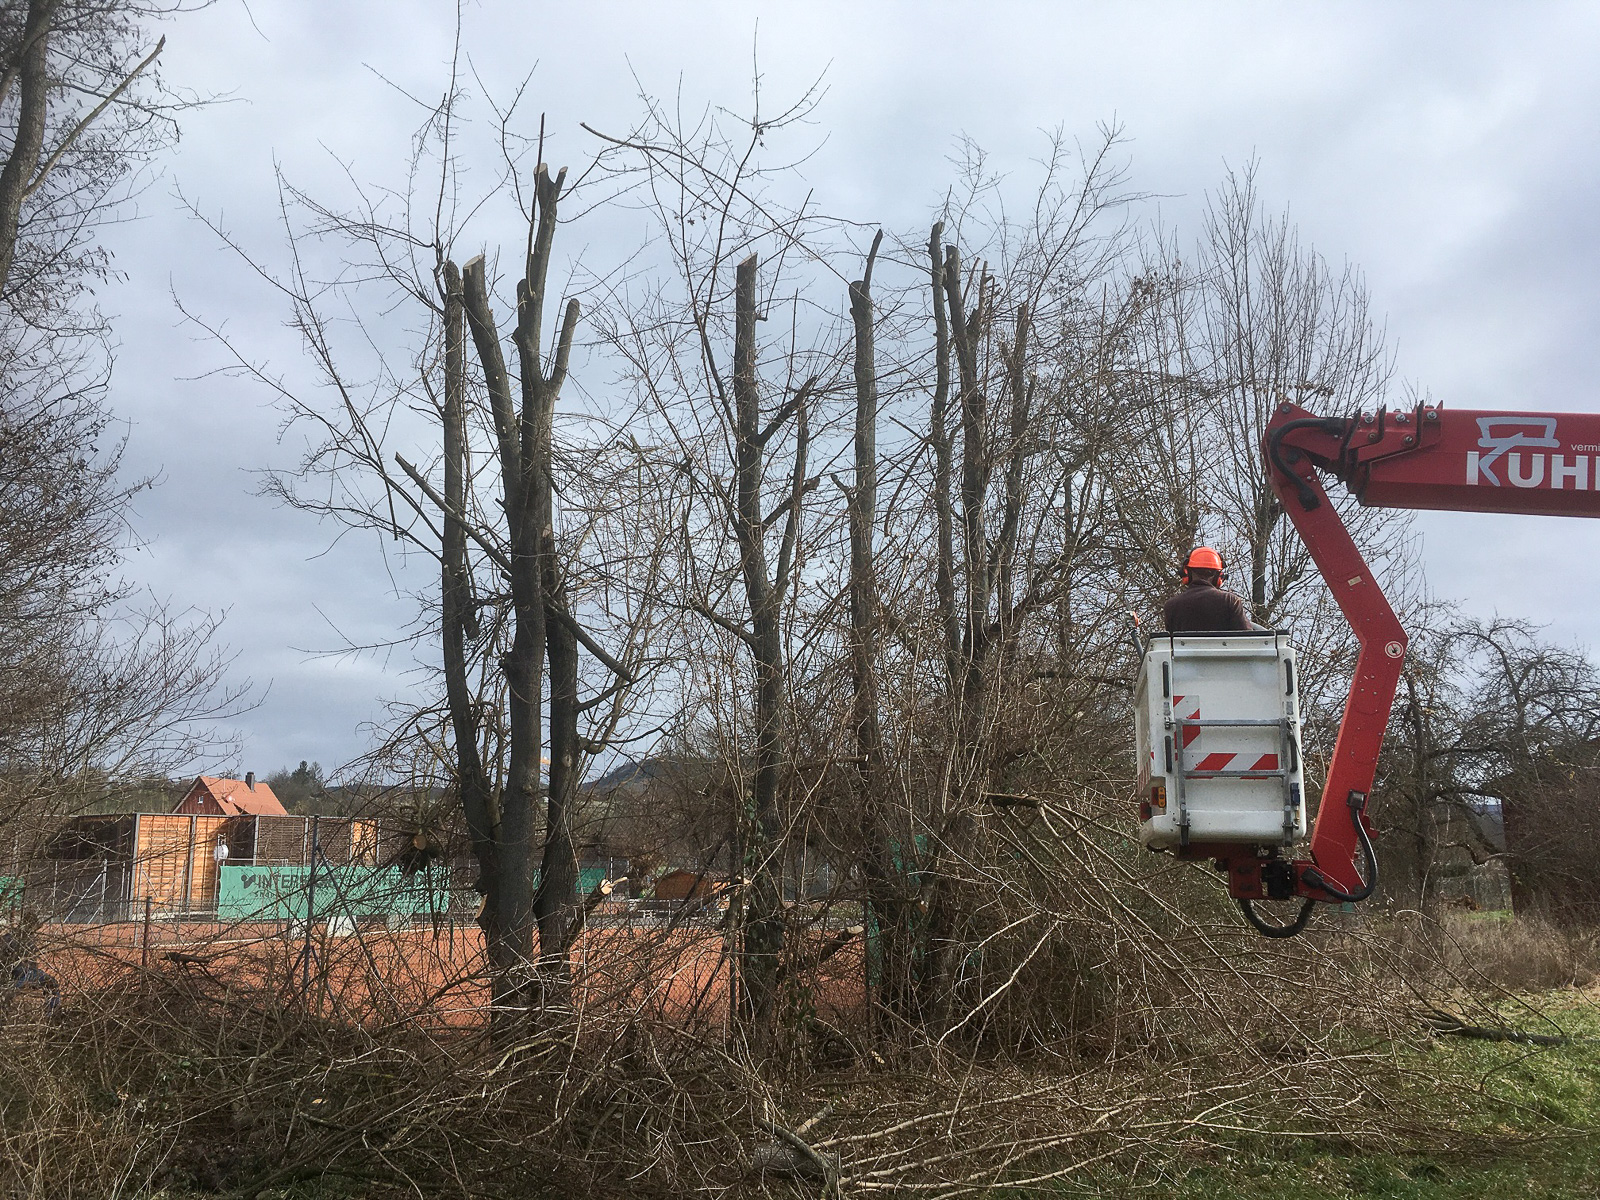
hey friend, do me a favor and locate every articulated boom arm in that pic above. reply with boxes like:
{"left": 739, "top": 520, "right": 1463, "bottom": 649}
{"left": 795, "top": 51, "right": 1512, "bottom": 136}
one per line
{"left": 1247, "top": 400, "right": 1600, "bottom": 909}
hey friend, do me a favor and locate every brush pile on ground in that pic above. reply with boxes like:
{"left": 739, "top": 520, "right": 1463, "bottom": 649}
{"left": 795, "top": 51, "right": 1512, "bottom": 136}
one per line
{"left": 0, "top": 823, "right": 1575, "bottom": 1200}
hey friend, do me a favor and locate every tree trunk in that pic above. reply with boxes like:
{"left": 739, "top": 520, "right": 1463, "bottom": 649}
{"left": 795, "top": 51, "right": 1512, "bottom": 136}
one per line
{"left": 849, "top": 231, "right": 909, "bottom": 1023}
{"left": 450, "top": 167, "right": 590, "bottom": 1014}
{"left": 922, "top": 242, "right": 992, "bottom": 1026}
{"left": 929, "top": 224, "right": 961, "bottom": 696}
{"left": 463, "top": 252, "right": 541, "bottom": 992}
{"left": 438, "top": 260, "right": 508, "bottom": 981}
{"left": 847, "top": 231, "right": 885, "bottom": 806}
{"left": 947, "top": 244, "right": 991, "bottom": 717}
{"left": 1408, "top": 674, "right": 1439, "bottom": 918}
{"left": 731, "top": 253, "right": 787, "bottom": 1047}
{"left": 0, "top": 0, "right": 53, "bottom": 293}
{"left": 535, "top": 530, "right": 581, "bottom": 992}
{"left": 516, "top": 166, "right": 583, "bottom": 1000}
{"left": 459, "top": 255, "right": 544, "bottom": 1002}
{"left": 1250, "top": 491, "right": 1274, "bottom": 621}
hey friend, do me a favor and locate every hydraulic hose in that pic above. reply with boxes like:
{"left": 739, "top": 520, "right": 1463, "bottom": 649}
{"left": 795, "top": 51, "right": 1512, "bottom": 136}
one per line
{"left": 1238, "top": 896, "right": 1316, "bottom": 939}
{"left": 1298, "top": 792, "right": 1380, "bottom": 905}
{"left": 1265, "top": 416, "right": 1350, "bottom": 512}
{"left": 1238, "top": 793, "right": 1379, "bottom": 938}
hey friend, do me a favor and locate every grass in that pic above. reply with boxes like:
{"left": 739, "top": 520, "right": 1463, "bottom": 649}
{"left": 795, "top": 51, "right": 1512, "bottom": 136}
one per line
{"left": 1159, "top": 1142, "right": 1600, "bottom": 1199}
{"left": 1111, "top": 990, "right": 1600, "bottom": 1199}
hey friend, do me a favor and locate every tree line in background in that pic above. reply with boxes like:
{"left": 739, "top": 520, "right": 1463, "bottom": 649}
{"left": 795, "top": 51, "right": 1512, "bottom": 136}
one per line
{"left": 0, "top": 0, "right": 246, "bottom": 855}
{"left": 205, "top": 67, "right": 1600, "bottom": 1054}
{"left": 5, "top": 2, "right": 1600, "bottom": 1059}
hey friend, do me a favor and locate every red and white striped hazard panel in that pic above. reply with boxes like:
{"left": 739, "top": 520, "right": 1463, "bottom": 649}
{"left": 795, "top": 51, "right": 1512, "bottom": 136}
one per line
{"left": 1173, "top": 695, "right": 1201, "bottom": 748}
{"left": 1192, "top": 752, "right": 1280, "bottom": 777}
{"left": 1174, "top": 695, "right": 1278, "bottom": 777}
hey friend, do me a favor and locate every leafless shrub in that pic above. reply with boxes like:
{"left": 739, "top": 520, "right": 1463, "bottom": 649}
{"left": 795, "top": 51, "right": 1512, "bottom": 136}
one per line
{"left": 1429, "top": 911, "right": 1600, "bottom": 991}
{"left": 0, "top": 899, "right": 1563, "bottom": 1199}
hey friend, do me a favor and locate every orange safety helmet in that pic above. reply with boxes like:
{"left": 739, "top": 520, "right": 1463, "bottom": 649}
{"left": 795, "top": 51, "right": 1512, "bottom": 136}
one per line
{"left": 1184, "top": 547, "right": 1228, "bottom": 585}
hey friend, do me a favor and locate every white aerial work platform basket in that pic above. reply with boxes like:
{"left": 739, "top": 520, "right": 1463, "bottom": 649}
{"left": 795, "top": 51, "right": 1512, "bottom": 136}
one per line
{"left": 1134, "top": 630, "right": 1306, "bottom": 853}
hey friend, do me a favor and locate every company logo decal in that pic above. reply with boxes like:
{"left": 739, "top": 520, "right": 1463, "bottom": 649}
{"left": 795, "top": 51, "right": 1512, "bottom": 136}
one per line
{"left": 1467, "top": 417, "right": 1589, "bottom": 490}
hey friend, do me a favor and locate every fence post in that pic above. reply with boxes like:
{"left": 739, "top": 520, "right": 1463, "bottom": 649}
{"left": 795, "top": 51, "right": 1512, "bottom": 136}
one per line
{"left": 131, "top": 814, "right": 142, "bottom": 915}
{"left": 140, "top": 895, "right": 152, "bottom": 975}
{"left": 184, "top": 813, "right": 200, "bottom": 915}
{"left": 302, "top": 815, "right": 320, "bottom": 1002}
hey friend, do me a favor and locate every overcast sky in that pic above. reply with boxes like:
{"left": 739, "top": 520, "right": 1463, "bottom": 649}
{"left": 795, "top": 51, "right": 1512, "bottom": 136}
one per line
{"left": 95, "top": 0, "right": 1600, "bottom": 778}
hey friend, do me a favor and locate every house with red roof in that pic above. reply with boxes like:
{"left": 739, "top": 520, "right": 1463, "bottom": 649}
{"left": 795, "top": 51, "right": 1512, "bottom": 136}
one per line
{"left": 173, "top": 773, "right": 287, "bottom": 818}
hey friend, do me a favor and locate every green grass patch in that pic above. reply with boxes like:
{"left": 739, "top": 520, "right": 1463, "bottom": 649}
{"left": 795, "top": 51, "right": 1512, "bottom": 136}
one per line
{"left": 1094, "top": 992, "right": 1600, "bottom": 1199}
{"left": 1160, "top": 1138, "right": 1600, "bottom": 1199}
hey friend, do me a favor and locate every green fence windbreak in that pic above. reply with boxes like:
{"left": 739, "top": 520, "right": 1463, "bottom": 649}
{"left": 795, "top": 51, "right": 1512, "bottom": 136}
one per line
{"left": 217, "top": 865, "right": 617, "bottom": 923}
{"left": 524, "top": 868, "right": 617, "bottom": 896}
{"left": 542, "top": 867, "right": 612, "bottom": 896}
{"left": 218, "top": 865, "right": 451, "bottom": 922}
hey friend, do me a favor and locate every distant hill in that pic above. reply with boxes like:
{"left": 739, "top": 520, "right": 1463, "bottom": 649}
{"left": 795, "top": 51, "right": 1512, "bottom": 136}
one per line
{"left": 588, "top": 758, "right": 674, "bottom": 790}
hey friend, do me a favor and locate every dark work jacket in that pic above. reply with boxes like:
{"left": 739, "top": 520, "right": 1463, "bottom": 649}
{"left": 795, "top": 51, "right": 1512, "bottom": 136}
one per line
{"left": 1163, "top": 581, "right": 1251, "bottom": 633}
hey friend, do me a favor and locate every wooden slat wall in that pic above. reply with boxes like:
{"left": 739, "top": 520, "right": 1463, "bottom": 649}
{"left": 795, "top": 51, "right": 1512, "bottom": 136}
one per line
{"left": 350, "top": 820, "right": 378, "bottom": 866}
{"left": 132, "top": 814, "right": 231, "bottom": 912}
{"left": 254, "top": 815, "right": 311, "bottom": 866}
{"left": 190, "top": 815, "right": 228, "bottom": 908}
{"left": 252, "top": 816, "right": 375, "bottom": 867}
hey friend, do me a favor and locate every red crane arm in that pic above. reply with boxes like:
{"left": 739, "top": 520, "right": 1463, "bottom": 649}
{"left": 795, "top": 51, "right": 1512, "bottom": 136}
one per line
{"left": 1254, "top": 400, "right": 1600, "bottom": 906}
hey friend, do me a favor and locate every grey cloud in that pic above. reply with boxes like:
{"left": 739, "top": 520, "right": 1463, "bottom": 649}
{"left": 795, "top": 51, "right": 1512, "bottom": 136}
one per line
{"left": 86, "top": 0, "right": 1600, "bottom": 773}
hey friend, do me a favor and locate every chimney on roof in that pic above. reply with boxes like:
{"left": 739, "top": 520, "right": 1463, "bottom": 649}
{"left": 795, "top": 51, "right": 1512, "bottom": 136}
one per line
{"left": 245, "top": 771, "right": 255, "bottom": 790}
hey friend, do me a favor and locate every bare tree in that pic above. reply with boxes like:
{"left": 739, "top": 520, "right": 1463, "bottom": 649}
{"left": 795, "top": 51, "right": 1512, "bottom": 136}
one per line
{"left": 0, "top": 0, "right": 188, "bottom": 309}
{"left": 1362, "top": 611, "right": 1600, "bottom": 919}
{"left": 1180, "top": 164, "right": 1399, "bottom": 626}
{"left": 1448, "top": 618, "right": 1600, "bottom": 921}
{"left": 587, "top": 80, "right": 851, "bottom": 1047}
{"left": 1368, "top": 603, "right": 1488, "bottom": 914}
{"left": 189, "top": 80, "right": 661, "bottom": 1010}
{"left": 453, "top": 175, "right": 576, "bottom": 991}
{"left": 877, "top": 136, "right": 1144, "bottom": 1024}
{"left": 0, "top": 0, "right": 240, "bottom": 852}
{"left": 1, "top": 0, "right": 198, "bottom": 698}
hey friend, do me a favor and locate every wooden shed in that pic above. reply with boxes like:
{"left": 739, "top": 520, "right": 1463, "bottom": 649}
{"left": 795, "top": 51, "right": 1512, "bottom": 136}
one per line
{"left": 652, "top": 869, "right": 733, "bottom": 903}
{"left": 36, "top": 812, "right": 387, "bottom": 920}
{"left": 130, "top": 813, "right": 237, "bottom": 912}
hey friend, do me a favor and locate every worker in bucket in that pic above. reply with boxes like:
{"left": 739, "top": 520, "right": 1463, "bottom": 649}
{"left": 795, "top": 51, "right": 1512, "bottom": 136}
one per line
{"left": 1164, "top": 547, "right": 1253, "bottom": 632}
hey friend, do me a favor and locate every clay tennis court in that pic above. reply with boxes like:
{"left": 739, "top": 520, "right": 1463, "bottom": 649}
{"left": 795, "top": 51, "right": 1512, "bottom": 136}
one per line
{"left": 27, "top": 918, "right": 866, "bottom": 1029}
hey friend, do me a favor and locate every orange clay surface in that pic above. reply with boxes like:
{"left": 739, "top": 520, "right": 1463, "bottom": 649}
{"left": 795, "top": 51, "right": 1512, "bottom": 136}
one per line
{"left": 32, "top": 919, "right": 865, "bottom": 1029}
